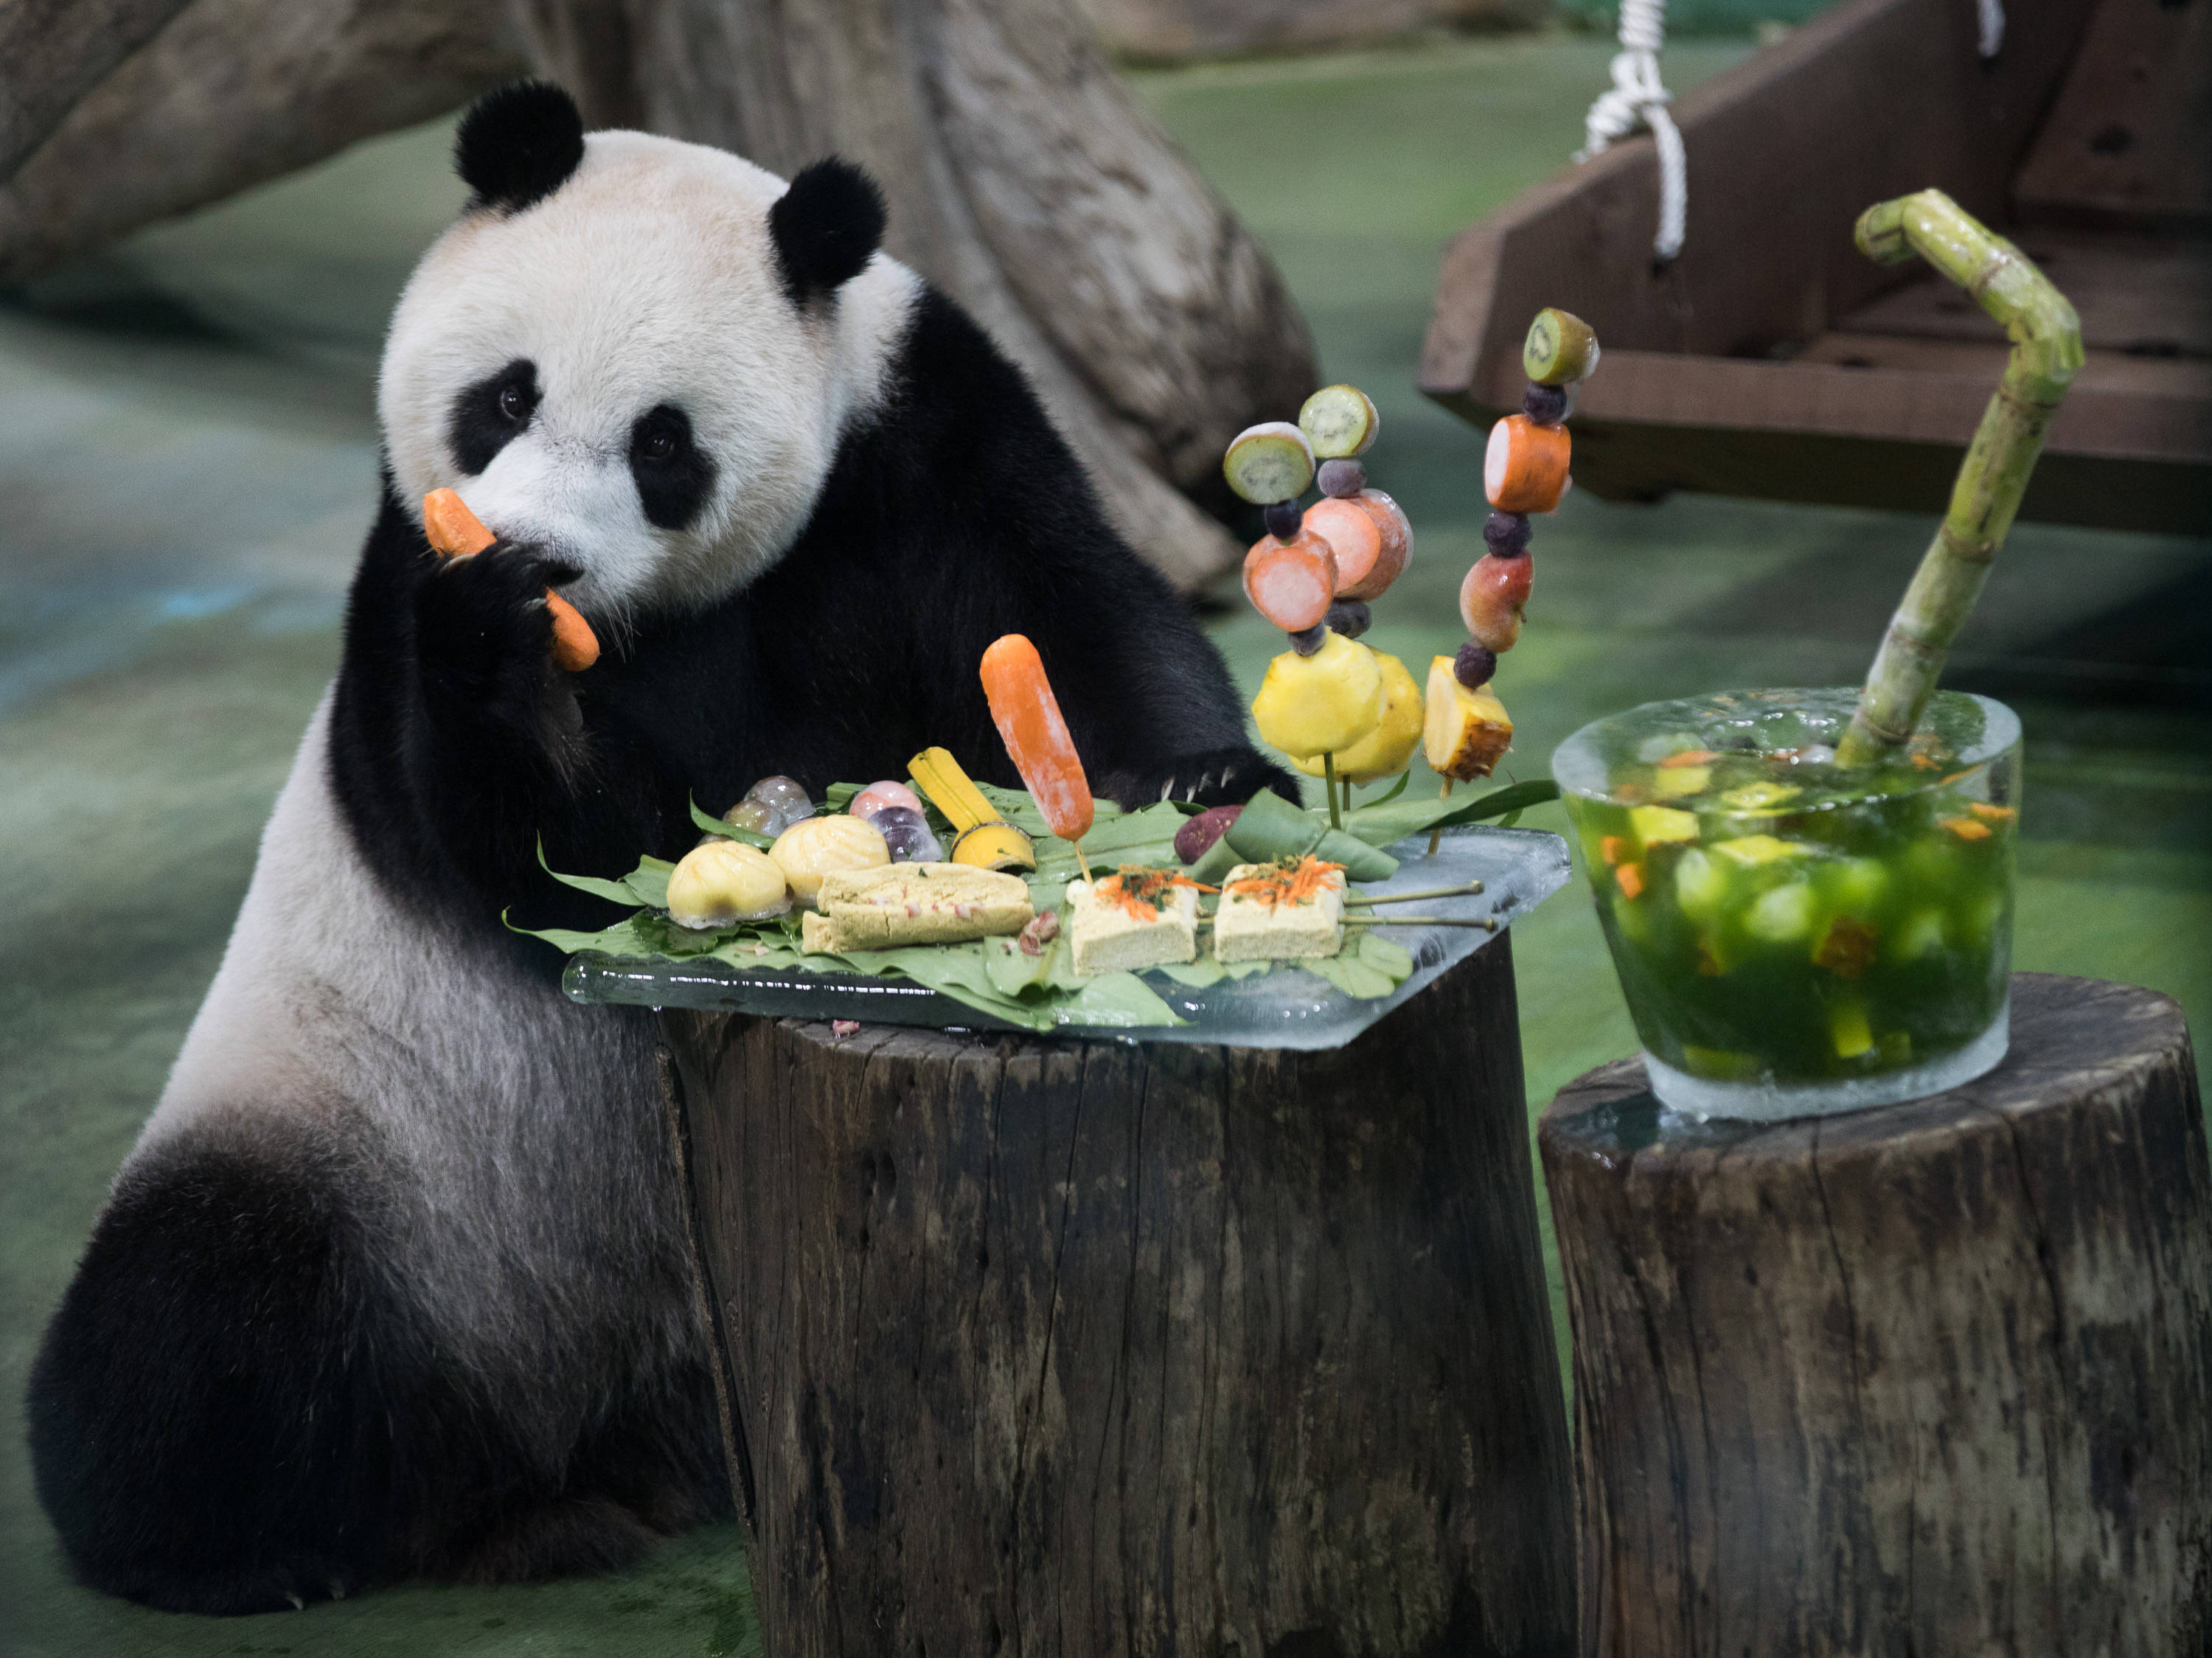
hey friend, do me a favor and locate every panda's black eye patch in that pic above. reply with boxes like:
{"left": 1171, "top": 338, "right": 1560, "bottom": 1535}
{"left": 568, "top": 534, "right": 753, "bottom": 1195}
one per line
{"left": 449, "top": 358, "right": 539, "bottom": 475}
{"left": 629, "top": 404, "right": 715, "bottom": 532}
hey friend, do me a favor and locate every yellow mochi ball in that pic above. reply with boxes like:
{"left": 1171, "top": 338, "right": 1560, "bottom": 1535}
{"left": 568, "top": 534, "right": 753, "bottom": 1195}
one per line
{"left": 667, "top": 841, "right": 790, "bottom": 929}
{"left": 770, "top": 814, "right": 891, "bottom": 906}
{"left": 1250, "top": 630, "right": 1387, "bottom": 760}
{"left": 1293, "top": 650, "right": 1423, "bottom": 782}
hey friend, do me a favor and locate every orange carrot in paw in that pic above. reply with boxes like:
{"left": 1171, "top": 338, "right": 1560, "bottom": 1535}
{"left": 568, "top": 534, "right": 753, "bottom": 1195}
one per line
{"left": 421, "top": 489, "right": 599, "bottom": 672}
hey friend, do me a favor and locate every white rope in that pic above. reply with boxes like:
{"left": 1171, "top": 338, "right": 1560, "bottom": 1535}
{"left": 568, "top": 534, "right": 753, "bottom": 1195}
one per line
{"left": 1576, "top": 0, "right": 1687, "bottom": 262}
{"left": 1975, "top": 0, "right": 2004, "bottom": 58}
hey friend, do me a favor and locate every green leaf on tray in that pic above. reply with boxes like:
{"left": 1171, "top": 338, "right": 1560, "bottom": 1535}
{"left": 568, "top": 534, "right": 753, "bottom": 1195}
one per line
{"left": 1343, "top": 777, "right": 1559, "bottom": 847}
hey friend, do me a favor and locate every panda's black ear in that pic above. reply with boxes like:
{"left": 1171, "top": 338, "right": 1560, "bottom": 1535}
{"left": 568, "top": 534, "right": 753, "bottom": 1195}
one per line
{"left": 769, "top": 159, "right": 886, "bottom": 304}
{"left": 455, "top": 83, "right": 585, "bottom": 214}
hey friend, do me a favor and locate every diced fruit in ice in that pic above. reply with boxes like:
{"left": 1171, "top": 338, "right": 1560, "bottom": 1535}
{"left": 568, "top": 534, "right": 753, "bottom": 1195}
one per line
{"left": 1656, "top": 749, "right": 1717, "bottom": 768}
{"left": 1303, "top": 495, "right": 1383, "bottom": 596}
{"left": 1711, "top": 834, "right": 1807, "bottom": 867}
{"left": 1828, "top": 997, "right": 1875, "bottom": 1059}
{"left": 1968, "top": 801, "right": 2016, "bottom": 823}
{"left": 668, "top": 840, "right": 790, "bottom": 928}
{"left": 1522, "top": 307, "right": 1601, "bottom": 385}
{"left": 1454, "top": 640, "right": 1497, "bottom": 689}
{"left": 1890, "top": 908, "right": 1948, "bottom": 961}
{"left": 1288, "top": 623, "right": 1329, "bottom": 656}
{"left": 1458, "top": 553, "right": 1531, "bottom": 652}
{"left": 1338, "top": 490, "right": 1411, "bottom": 599}
{"left": 1747, "top": 882, "right": 1817, "bottom": 942}
{"left": 1293, "top": 650, "right": 1422, "bottom": 783}
{"left": 1599, "top": 835, "right": 1631, "bottom": 866}
{"left": 1175, "top": 804, "right": 1241, "bottom": 865}
{"left": 1324, "top": 599, "right": 1371, "bottom": 639}
{"left": 1682, "top": 1046, "right": 1761, "bottom": 1081}
{"left": 1629, "top": 805, "right": 1700, "bottom": 844}
{"left": 1906, "top": 837, "right": 1961, "bottom": 885}
{"left": 1940, "top": 815, "right": 1994, "bottom": 841}
{"left": 1719, "top": 781, "right": 1801, "bottom": 812}
{"left": 1485, "top": 414, "right": 1571, "bottom": 514}
{"left": 1421, "top": 655, "right": 1513, "bottom": 781}
{"left": 1224, "top": 422, "right": 1315, "bottom": 504}
{"left": 1521, "top": 381, "right": 1573, "bottom": 425}
{"left": 770, "top": 813, "right": 890, "bottom": 905}
{"left": 1317, "top": 458, "right": 1367, "bottom": 498}
{"left": 1483, "top": 510, "right": 1532, "bottom": 555}
{"left": 1263, "top": 499, "right": 1304, "bottom": 540}
{"left": 870, "top": 806, "right": 945, "bottom": 864}
{"left": 1242, "top": 531, "right": 1338, "bottom": 632}
{"left": 1822, "top": 857, "right": 1889, "bottom": 913}
{"left": 1650, "top": 765, "right": 1710, "bottom": 800}
{"left": 1674, "top": 848, "right": 1727, "bottom": 920}
{"left": 1251, "top": 631, "right": 1387, "bottom": 759}
{"left": 1812, "top": 916, "right": 1879, "bottom": 978}
{"left": 850, "top": 779, "right": 923, "bottom": 821}
{"left": 1297, "top": 383, "right": 1380, "bottom": 458}
{"left": 1614, "top": 862, "right": 1647, "bottom": 900}
{"left": 1879, "top": 1031, "right": 1913, "bottom": 1066}
{"left": 1635, "top": 732, "right": 1703, "bottom": 763}
{"left": 1955, "top": 887, "right": 2007, "bottom": 944}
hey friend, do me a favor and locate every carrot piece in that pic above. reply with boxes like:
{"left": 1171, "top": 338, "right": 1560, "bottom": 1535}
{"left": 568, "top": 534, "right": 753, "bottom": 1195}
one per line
{"left": 1302, "top": 496, "right": 1383, "bottom": 597}
{"left": 1458, "top": 553, "right": 1533, "bottom": 652}
{"left": 1940, "top": 816, "right": 1994, "bottom": 841}
{"left": 1241, "top": 531, "right": 1339, "bottom": 633}
{"left": 421, "top": 488, "right": 599, "bottom": 671}
{"left": 1599, "top": 835, "right": 1631, "bottom": 866}
{"left": 1614, "top": 862, "right": 1647, "bottom": 900}
{"left": 1484, "top": 414, "right": 1571, "bottom": 514}
{"left": 1967, "top": 801, "right": 2016, "bottom": 822}
{"left": 978, "top": 633, "right": 1094, "bottom": 842}
{"left": 1658, "top": 749, "right": 1719, "bottom": 769}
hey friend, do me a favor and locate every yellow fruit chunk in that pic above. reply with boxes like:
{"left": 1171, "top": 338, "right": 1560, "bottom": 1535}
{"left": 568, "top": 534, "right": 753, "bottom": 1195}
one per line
{"left": 1628, "top": 805, "right": 1699, "bottom": 845}
{"left": 1829, "top": 998, "right": 1875, "bottom": 1059}
{"left": 1252, "top": 632, "right": 1386, "bottom": 760}
{"left": 1650, "top": 765, "right": 1711, "bottom": 800}
{"left": 1293, "top": 651, "right": 1422, "bottom": 783}
{"left": 1711, "top": 834, "right": 1808, "bottom": 867}
{"left": 1420, "top": 655, "right": 1513, "bottom": 781}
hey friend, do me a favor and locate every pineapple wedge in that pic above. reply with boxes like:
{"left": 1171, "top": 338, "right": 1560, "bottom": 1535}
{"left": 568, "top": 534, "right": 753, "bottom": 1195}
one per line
{"left": 1422, "top": 656, "right": 1513, "bottom": 781}
{"left": 1250, "top": 631, "right": 1386, "bottom": 759}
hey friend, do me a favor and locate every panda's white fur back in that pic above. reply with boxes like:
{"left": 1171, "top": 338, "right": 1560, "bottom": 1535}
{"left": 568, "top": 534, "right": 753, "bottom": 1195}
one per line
{"left": 145, "top": 694, "right": 698, "bottom": 1451}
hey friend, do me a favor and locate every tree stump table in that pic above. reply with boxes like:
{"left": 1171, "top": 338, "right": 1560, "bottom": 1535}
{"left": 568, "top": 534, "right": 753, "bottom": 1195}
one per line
{"left": 663, "top": 934, "right": 1575, "bottom": 1657}
{"left": 1540, "top": 973, "right": 2212, "bottom": 1656}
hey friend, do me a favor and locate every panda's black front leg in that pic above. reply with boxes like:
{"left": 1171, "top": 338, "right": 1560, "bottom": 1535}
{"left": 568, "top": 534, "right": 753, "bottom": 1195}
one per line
{"left": 406, "top": 543, "right": 626, "bottom": 902}
{"left": 1096, "top": 746, "right": 1302, "bottom": 812}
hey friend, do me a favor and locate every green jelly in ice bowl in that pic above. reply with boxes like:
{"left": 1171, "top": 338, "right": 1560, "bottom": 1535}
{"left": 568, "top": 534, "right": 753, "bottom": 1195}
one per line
{"left": 1552, "top": 687, "right": 2020, "bottom": 1121}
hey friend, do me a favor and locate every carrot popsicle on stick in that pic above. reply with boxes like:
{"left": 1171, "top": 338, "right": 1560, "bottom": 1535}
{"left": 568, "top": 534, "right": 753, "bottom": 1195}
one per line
{"left": 978, "top": 633, "right": 1095, "bottom": 875}
{"left": 421, "top": 488, "right": 600, "bottom": 672}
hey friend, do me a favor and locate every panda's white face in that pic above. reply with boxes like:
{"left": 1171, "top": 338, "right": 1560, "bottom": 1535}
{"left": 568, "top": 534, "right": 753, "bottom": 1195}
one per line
{"left": 379, "top": 130, "right": 917, "bottom": 624}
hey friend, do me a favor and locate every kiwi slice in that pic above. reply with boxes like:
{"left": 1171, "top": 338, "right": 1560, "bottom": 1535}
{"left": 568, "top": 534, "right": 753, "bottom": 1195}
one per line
{"left": 1522, "top": 308, "right": 1601, "bottom": 386}
{"left": 1222, "top": 421, "right": 1315, "bottom": 504}
{"left": 1296, "top": 384, "right": 1380, "bottom": 459}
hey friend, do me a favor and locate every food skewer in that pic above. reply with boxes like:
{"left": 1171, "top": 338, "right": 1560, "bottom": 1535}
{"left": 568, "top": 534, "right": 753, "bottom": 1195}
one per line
{"left": 978, "top": 633, "right": 1096, "bottom": 876}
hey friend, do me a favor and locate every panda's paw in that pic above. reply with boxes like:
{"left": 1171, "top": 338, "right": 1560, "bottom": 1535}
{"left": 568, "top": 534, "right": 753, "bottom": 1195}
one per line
{"left": 412, "top": 543, "right": 584, "bottom": 711}
{"left": 1102, "top": 748, "right": 1301, "bottom": 812}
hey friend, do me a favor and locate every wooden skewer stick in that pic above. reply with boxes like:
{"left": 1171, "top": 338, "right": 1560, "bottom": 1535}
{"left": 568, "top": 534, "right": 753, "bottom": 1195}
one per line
{"left": 1346, "top": 915, "right": 1499, "bottom": 931}
{"left": 1427, "top": 777, "right": 1454, "bottom": 856}
{"left": 1074, "top": 840, "right": 1093, "bottom": 882}
{"left": 1323, "top": 753, "right": 1342, "bottom": 830}
{"left": 1344, "top": 882, "right": 1486, "bottom": 905}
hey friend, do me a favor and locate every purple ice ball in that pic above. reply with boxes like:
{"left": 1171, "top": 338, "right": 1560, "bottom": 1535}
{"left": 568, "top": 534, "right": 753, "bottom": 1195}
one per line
{"left": 871, "top": 806, "right": 945, "bottom": 864}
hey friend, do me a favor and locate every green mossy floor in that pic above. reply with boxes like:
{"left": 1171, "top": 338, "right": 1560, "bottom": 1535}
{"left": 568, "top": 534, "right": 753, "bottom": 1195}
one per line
{"left": 5, "top": 32, "right": 2207, "bottom": 1658}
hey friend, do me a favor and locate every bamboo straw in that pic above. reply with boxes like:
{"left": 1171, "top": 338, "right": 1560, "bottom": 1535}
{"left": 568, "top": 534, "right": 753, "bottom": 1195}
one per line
{"left": 1836, "top": 190, "right": 2081, "bottom": 764}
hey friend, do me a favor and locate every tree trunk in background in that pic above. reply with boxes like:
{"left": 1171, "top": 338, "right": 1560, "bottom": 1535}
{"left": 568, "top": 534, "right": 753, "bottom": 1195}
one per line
{"left": 0, "top": 0, "right": 1315, "bottom": 588}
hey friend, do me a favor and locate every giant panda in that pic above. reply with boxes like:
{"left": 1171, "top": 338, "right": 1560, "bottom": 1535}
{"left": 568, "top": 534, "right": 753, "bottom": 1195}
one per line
{"left": 27, "top": 82, "right": 1295, "bottom": 1615}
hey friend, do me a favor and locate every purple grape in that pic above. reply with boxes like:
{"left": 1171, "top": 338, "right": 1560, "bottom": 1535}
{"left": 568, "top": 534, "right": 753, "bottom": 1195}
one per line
{"left": 1324, "top": 599, "right": 1371, "bottom": 639}
{"left": 870, "top": 806, "right": 945, "bottom": 863}
{"left": 1262, "top": 499, "right": 1304, "bottom": 540}
{"left": 1483, "top": 511, "right": 1532, "bottom": 556}
{"left": 1288, "top": 623, "right": 1328, "bottom": 656}
{"left": 1521, "top": 381, "right": 1572, "bottom": 425}
{"left": 1455, "top": 640, "right": 1498, "bottom": 689}
{"left": 1316, "top": 459, "right": 1367, "bottom": 498}
{"left": 1175, "top": 804, "right": 1242, "bottom": 865}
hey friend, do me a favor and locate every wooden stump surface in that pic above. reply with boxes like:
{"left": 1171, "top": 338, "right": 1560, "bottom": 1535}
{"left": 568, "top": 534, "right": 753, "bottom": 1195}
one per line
{"left": 1540, "top": 973, "right": 2212, "bottom": 1657}
{"left": 667, "top": 934, "right": 1575, "bottom": 1658}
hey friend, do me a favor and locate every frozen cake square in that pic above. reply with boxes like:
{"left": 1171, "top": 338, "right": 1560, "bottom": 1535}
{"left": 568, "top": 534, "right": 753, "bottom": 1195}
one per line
{"left": 1065, "top": 870, "right": 1200, "bottom": 975}
{"left": 1213, "top": 858, "right": 1347, "bottom": 962}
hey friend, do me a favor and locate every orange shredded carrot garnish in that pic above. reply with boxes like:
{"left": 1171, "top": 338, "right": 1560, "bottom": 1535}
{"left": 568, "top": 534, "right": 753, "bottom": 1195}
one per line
{"left": 1225, "top": 854, "right": 1346, "bottom": 909}
{"left": 1095, "top": 865, "right": 1211, "bottom": 921}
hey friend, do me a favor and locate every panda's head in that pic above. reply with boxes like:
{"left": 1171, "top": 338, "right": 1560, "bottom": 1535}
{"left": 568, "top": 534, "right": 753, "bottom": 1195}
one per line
{"left": 379, "top": 83, "right": 914, "bottom": 621}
